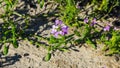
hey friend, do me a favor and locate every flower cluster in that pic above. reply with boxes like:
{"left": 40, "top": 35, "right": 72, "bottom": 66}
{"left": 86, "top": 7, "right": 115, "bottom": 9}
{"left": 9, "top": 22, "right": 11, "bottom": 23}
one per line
{"left": 90, "top": 18, "right": 97, "bottom": 26}
{"left": 83, "top": 18, "right": 114, "bottom": 32}
{"left": 51, "top": 19, "right": 68, "bottom": 38}
{"left": 84, "top": 18, "right": 97, "bottom": 26}
{"left": 103, "top": 25, "right": 111, "bottom": 31}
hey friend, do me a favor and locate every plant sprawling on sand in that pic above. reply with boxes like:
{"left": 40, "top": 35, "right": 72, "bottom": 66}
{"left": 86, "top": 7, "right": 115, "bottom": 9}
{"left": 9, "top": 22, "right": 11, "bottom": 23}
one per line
{"left": 0, "top": 0, "right": 120, "bottom": 61}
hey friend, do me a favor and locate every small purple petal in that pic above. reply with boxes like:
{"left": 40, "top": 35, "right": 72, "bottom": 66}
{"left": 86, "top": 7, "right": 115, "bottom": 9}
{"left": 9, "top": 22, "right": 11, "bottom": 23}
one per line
{"left": 51, "top": 29, "right": 57, "bottom": 34}
{"left": 52, "top": 25, "right": 58, "bottom": 29}
{"left": 55, "top": 19, "right": 63, "bottom": 25}
{"left": 84, "top": 18, "right": 89, "bottom": 23}
{"left": 93, "top": 18, "right": 97, "bottom": 24}
{"left": 59, "top": 31, "right": 64, "bottom": 35}
{"left": 90, "top": 23, "right": 94, "bottom": 26}
{"left": 90, "top": 18, "right": 97, "bottom": 26}
{"left": 103, "top": 25, "right": 111, "bottom": 31}
{"left": 51, "top": 19, "right": 69, "bottom": 38}
{"left": 62, "top": 28, "right": 68, "bottom": 33}
{"left": 55, "top": 19, "right": 59, "bottom": 25}
{"left": 61, "top": 25, "right": 68, "bottom": 35}
{"left": 59, "top": 20, "right": 63, "bottom": 25}
{"left": 62, "top": 25, "right": 68, "bottom": 28}
{"left": 54, "top": 32, "right": 59, "bottom": 38}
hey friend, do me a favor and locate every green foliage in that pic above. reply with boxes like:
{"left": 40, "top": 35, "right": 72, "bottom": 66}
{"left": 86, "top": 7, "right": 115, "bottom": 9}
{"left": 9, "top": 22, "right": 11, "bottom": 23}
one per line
{"left": 86, "top": 38, "right": 96, "bottom": 49}
{"left": 4, "top": 0, "right": 18, "bottom": 11}
{"left": 1, "top": 18, "right": 19, "bottom": 53}
{"left": 43, "top": 34, "right": 74, "bottom": 61}
{"left": 48, "top": 35, "right": 73, "bottom": 51}
{"left": 3, "top": 45, "right": 9, "bottom": 55}
{"left": 37, "top": 0, "right": 45, "bottom": 8}
{"left": 81, "top": 24, "right": 91, "bottom": 39}
{"left": 11, "top": 21, "right": 18, "bottom": 48}
{"left": 101, "top": 30, "right": 120, "bottom": 55}
{"left": 44, "top": 52, "right": 51, "bottom": 61}
{"left": 74, "top": 22, "right": 97, "bottom": 49}
{"left": 91, "top": 0, "right": 119, "bottom": 12}
{"left": 0, "top": 0, "right": 120, "bottom": 62}
{"left": 0, "top": 0, "right": 29, "bottom": 55}
{"left": 107, "top": 31, "right": 120, "bottom": 55}
{"left": 59, "top": 0, "right": 79, "bottom": 26}
{"left": 83, "top": 0, "right": 120, "bottom": 19}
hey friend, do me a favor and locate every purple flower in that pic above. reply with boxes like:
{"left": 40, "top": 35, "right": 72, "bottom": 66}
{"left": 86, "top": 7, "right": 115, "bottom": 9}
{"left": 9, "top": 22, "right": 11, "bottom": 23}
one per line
{"left": 51, "top": 25, "right": 58, "bottom": 34}
{"left": 51, "top": 19, "right": 68, "bottom": 38}
{"left": 103, "top": 25, "right": 111, "bottom": 31}
{"left": 54, "top": 32, "right": 59, "bottom": 38}
{"left": 59, "top": 31, "right": 64, "bottom": 35}
{"left": 90, "top": 18, "right": 97, "bottom": 26}
{"left": 84, "top": 18, "right": 89, "bottom": 23}
{"left": 52, "top": 25, "right": 58, "bottom": 29}
{"left": 51, "top": 28, "right": 57, "bottom": 34}
{"left": 55, "top": 19, "right": 63, "bottom": 25}
{"left": 61, "top": 25, "right": 68, "bottom": 35}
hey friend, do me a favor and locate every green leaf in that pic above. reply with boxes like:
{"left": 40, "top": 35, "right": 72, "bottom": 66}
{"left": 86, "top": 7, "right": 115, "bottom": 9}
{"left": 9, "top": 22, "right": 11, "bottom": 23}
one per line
{"left": 81, "top": 25, "right": 91, "bottom": 38}
{"left": 44, "top": 53, "right": 51, "bottom": 61}
{"left": 65, "top": 36, "right": 73, "bottom": 44}
{"left": 52, "top": 43, "right": 63, "bottom": 50}
{"left": 105, "top": 50, "right": 116, "bottom": 56}
{"left": 86, "top": 38, "right": 97, "bottom": 49}
{"left": 3, "top": 45, "right": 9, "bottom": 55}
{"left": 40, "top": 0, "right": 44, "bottom": 8}
{"left": 102, "top": 45, "right": 108, "bottom": 51}
{"left": 59, "top": 47, "right": 68, "bottom": 52}
{"left": 74, "top": 38, "right": 82, "bottom": 45}
{"left": 49, "top": 36, "right": 57, "bottom": 44}
{"left": 99, "top": 0, "right": 108, "bottom": 11}
{"left": 37, "top": 0, "right": 40, "bottom": 3}
{"left": 65, "top": 34, "right": 74, "bottom": 39}
{"left": 13, "top": 38, "right": 18, "bottom": 48}
{"left": 110, "top": 35, "right": 116, "bottom": 46}
{"left": 104, "top": 41, "right": 111, "bottom": 45}
{"left": 74, "top": 30, "right": 80, "bottom": 36}
{"left": 92, "top": 0, "right": 97, "bottom": 4}
{"left": 49, "top": 37, "right": 54, "bottom": 44}
{"left": 100, "top": 34, "right": 106, "bottom": 41}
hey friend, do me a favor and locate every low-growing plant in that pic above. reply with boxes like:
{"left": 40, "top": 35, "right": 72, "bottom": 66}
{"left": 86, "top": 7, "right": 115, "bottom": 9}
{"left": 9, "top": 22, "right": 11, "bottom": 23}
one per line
{"left": 90, "top": 0, "right": 119, "bottom": 19}
{"left": 35, "top": 19, "right": 74, "bottom": 61}
{"left": 0, "top": 0, "right": 18, "bottom": 55}
{"left": 0, "top": 0, "right": 120, "bottom": 62}
{"left": 0, "top": 0, "right": 31, "bottom": 55}
{"left": 37, "top": 0, "right": 45, "bottom": 8}
{"left": 101, "top": 26, "right": 120, "bottom": 55}
{"left": 58, "top": 0, "right": 79, "bottom": 26}
{"left": 74, "top": 17, "right": 98, "bottom": 49}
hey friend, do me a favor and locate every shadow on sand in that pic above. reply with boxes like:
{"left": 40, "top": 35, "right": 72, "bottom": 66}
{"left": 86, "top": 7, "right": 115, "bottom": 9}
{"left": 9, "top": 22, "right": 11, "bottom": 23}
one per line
{"left": 0, "top": 53, "right": 22, "bottom": 67}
